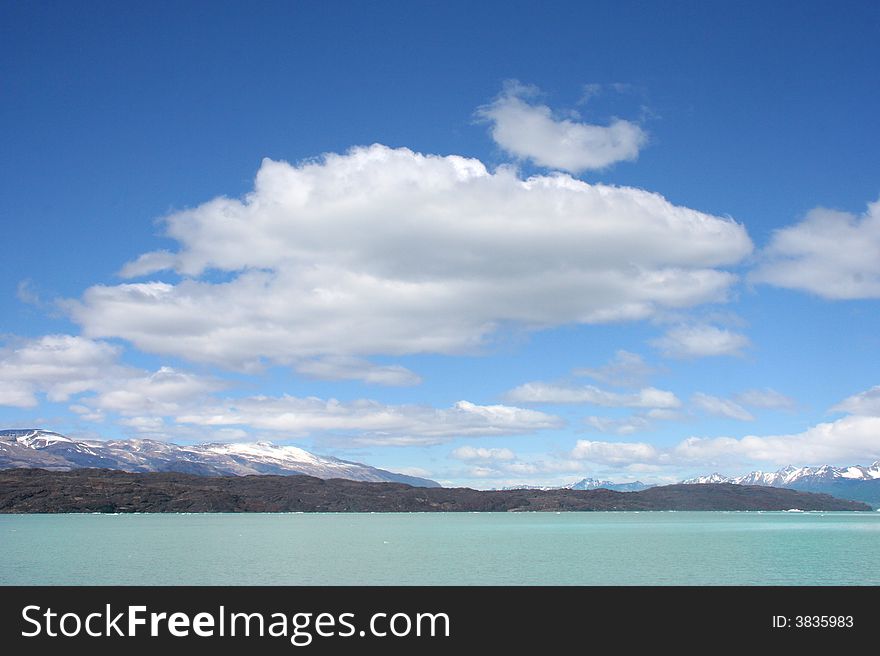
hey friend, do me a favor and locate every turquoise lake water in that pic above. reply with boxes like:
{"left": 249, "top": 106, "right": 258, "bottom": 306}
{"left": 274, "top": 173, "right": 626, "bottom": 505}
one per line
{"left": 2, "top": 512, "right": 879, "bottom": 585}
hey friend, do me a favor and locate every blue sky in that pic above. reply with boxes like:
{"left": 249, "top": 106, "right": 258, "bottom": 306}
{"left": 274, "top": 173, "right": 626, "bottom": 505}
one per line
{"left": 2, "top": 0, "right": 879, "bottom": 487}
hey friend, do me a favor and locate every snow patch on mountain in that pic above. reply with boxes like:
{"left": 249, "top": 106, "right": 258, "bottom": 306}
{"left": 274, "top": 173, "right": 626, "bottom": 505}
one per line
{"left": 0, "top": 428, "right": 439, "bottom": 487}
{"left": 682, "top": 462, "right": 880, "bottom": 486}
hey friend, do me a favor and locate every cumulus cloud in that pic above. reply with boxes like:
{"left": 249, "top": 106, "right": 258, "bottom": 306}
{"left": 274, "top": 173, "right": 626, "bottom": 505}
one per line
{"left": 175, "top": 396, "right": 563, "bottom": 446}
{"left": 572, "top": 350, "right": 657, "bottom": 388}
{"left": 0, "top": 334, "right": 223, "bottom": 423}
{"left": 751, "top": 198, "right": 880, "bottom": 299}
{"left": 691, "top": 393, "right": 754, "bottom": 421}
{"left": 91, "top": 366, "right": 224, "bottom": 416}
{"left": 0, "top": 381, "right": 39, "bottom": 408}
{"left": 0, "top": 335, "right": 125, "bottom": 407}
{"left": 505, "top": 382, "right": 680, "bottom": 408}
{"left": 477, "top": 82, "right": 647, "bottom": 172}
{"left": 568, "top": 384, "right": 880, "bottom": 471}
{"left": 674, "top": 415, "right": 880, "bottom": 466}
{"left": 832, "top": 386, "right": 880, "bottom": 416}
{"left": 567, "top": 415, "right": 880, "bottom": 471}
{"left": 293, "top": 356, "right": 422, "bottom": 386}
{"left": 570, "top": 439, "right": 660, "bottom": 465}
{"left": 652, "top": 324, "right": 750, "bottom": 358}
{"left": 450, "top": 446, "right": 517, "bottom": 461}
{"left": 65, "top": 144, "right": 751, "bottom": 376}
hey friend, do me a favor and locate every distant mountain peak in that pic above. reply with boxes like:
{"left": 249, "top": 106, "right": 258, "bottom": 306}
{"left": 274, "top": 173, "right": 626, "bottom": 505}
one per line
{"left": 502, "top": 477, "right": 650, "bottom": 492}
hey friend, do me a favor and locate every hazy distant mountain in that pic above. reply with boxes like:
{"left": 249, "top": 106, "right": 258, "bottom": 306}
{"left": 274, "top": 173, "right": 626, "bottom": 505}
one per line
{"left": 0, "top": 428, "right": 439, "bottom": 487}
{"left": 502, "top": 477, "right": 651, "bottom": 492}
{"left": 682, "top": 462, "right": 880, "bottom": 508}
{"left": 568, "top": 477, "right": 651, "bottom": 492}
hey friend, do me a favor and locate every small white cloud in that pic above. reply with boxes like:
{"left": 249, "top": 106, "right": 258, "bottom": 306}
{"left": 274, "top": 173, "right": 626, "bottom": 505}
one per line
{"left": 118, "top": 416, "right": 166, "bottom": 433}
{"left": 293, "top": 356, "right": 422, "bottom": 386}
{"left": 0, "top": 335, "right": 223, "bottom": 425}
{"left": 832, "top": 385, "right": 880, "bottom": 416}
{"left": 0, "top": 381, "right": 39, "bottom": 408}
{"left": 583, "top": 415, "right": 651, "bottom": 435}
{"left": 734, "top": 388, "right": 796, "bottom": 411}
{"left": 0, "top": 335, "right": 125, "bottom": 407}
{"left": 455, "top": 456, "right": 591, "bottom": 485}
{"left": 691, "top": 392, "right": 754, "bottom": 421}
{"left": 751, "top": 198, "right": 880, "bottom": 299}
{"left": 450, "top": 446, "right": 517, "bottom": 461}
{"left": 16, "top": 279, "right": 42, "bottom": 306}
{"left": 652, "top": 324, "right": 750, "bottom": 359}
{"left": 505, "top": 382, "right": 680, "bottom": 408}
{"left": 645, "top": 408, "right": 683, "bottom": 421}
{"left": 584, "top": 407, "right": 683, "bottom": 436}
{"left": 92, "top": 366, "right": 224, "bottom": 416}
{"left": 68, "top": 404, "right": 105, "bottom": 423}
{"left": 477, "top": 81, "right": 647, "bottom": 172}
{"left": 571, "top": 439, "right": 660, "bottom": 465}
{"left": 390, "top": 466, "right": 434, "bottom": 478}
{"left": 573, "top": 350, "right": 657, "bottom": 388}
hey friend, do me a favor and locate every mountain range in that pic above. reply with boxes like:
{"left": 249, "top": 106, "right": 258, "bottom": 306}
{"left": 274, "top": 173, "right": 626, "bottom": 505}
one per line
{"left": 0, "top": 428, "right": 439, "bottom": 487}
{"left": 3, "top": 428, "right": 879, "bottom": 507}
{"left": 682, "top": 463, "right": 880, "bottom": 508}
{"left": 507, "top": 464, "right": 880, "bottom": 507}
{"left": 503, "top": 478, "right": 650, "bottom": 492}
{"left": 0, "top": 468, "right": 869, "bottom": 513}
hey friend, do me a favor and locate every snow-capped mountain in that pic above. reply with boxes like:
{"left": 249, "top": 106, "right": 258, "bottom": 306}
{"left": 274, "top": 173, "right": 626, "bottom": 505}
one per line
{"left": 682, "top": 462, "right": 880, "bottom": 486}
{"left": 502, "top": 478, "right": 650, "bottom": 492}
{"left": 0, "top": 428, "right": 439, "bottom": 487}
{"left": 568, "top": 477, "right": 650, "bottom": 492}
{"left": 682, "top": 462, "right": 880, "bottom": 509}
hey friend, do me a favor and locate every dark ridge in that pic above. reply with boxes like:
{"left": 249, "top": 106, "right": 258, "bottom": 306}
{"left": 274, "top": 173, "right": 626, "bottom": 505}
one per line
{"left": 0, "top": 468, "right": 870, "bottom": 513}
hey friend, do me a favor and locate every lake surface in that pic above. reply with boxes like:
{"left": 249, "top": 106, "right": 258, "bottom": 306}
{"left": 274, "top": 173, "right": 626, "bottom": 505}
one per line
{"left": 2, "top": 512, "right": 879, "bottom": 585}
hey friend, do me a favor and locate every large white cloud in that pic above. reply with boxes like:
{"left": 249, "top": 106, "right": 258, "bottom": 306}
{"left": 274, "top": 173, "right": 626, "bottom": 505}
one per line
{"left": 505, "top": 381, "right": 680, "bottom": 408}
{"left": 751, "top": 198, "right": 880, "bottom": 299}
{"left": 66, "top": 144, "right": 752, "bottom": 377}
{"left": 174, "top": 396, "right": 563, "bottom": 446}
{"left": 674, "top": 415, "right": 880, "bottom": 466}
{"left": 477, "top": 82, "right": 647, "bottom": 172}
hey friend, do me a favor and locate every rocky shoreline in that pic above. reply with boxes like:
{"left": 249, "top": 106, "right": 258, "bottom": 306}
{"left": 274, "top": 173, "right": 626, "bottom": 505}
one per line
{"left": 0, "top": 468, "right": 871, "bottom": 513}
